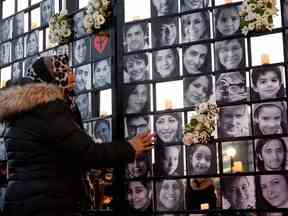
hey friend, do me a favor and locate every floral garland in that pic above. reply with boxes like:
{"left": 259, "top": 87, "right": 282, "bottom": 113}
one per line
{"left": 48, "top": 9, "right": 73, "bottom": 46}
{"left": 182, "top": 103, "right": 218, "bottom": 145}
{"left": 239, "top": 0, "right": 278, "bottom": 35}
{"left": 84, "top": 0, "right": 111, "bottom": 33}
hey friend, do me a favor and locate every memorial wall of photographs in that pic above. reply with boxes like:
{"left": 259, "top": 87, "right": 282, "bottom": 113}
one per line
{"left": 0, "top": 0, "right": 114, "bottom": 211}
{"left": 122, "top": 0, "right": 288, "bottom": 215}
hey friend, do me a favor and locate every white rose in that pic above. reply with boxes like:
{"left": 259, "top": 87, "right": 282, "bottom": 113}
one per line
{"left": 62, "top": 28, "right": 71, "bottom": 38}
{"left": 60, "top": 9, "right": 68, "bottom": 16}
{"left": 95, "top": 14, "right": 105, "bottom": 26}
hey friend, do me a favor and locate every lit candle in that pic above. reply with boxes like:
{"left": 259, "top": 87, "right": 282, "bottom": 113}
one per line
{"left": 164, "top": 99, "right": 173, "bottom": 110}
{"left": 201, "top": 203, "right": 209, "bottom": 210}
{"left": 100, "top": 111, "right": 108, "bottom": 117}
{"left": 224, "top": 0, "right": 232, "bottom": 4}
{"left": 261, "top": 53, "right": 270, "bottom": 64}
{"left": 232, "top": 161, "right": 243, "bottom": 173}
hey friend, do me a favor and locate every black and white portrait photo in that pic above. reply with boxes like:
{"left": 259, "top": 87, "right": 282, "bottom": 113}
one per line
{"left": 222, "top": 175, "right": 256, "bottom": 209}
{"left": 0, "top": 138, "right": 6, "bottom": 161}
{"left": 25, "top": 31, "right": 39, "bottom": 57}
{"left": 155, "top": 145, "right": 183, "bottom": 176}
{"left": 12, "top": 37, "right": 24, "bottom": 61}
{"left": 256, "top": 174, "right": 288, "bottom": 209}
{"left": 125, "top": 153, "right": 151, "bottom": 178}
{"left": 93, "top": 119, "right": 112, "bottom": 143}
{"left": 93, "top": 58, "right": 111, "bottom": 89}
{"left": 73, "top": 37, "right": 90, "bottom": 66}
{"left": 252, "top": 102, "right": 288, "bottom": 136}
{"left": 12, "top": 61, "right": 23, "bottom": 80}
{"left": 156, "top": 179, "right": 185, "bottom": 211}
{"left": 255, "top": 138, "right": 287, "bottom": 172}
{"left": 151, "top": 0, "right": 178, "bottom": 17}
{"left": 214, "top": 38, "right": 245, "bottom": 71}
{"left": 74, "top": 64, "right": 91, "bottom": 94}
{"left": 218, "top": 105, "right": 251, "bottom": 138}
{"left": 124, "top": 22, "right": 149, "bottom": 53}
{"left": 125, "top": 115, "right": 150, "bottom": 139}
{"left": 13, "top": 12, "right": 24, "bottom": 38}
{"left": 251, "top": 66, "right": 285, "bottom": 101}
{"left": 41, "top": 0, "right": 55, "bottom": 26}
{"left": 75, "top": 93, "right": 91, "bottom": 120}
{"left": 152, "top": 48, "right": 180, "bottom": 80}
{"left": 181, "top": 11, "right": 210, "bottom": 43}
{"left": 186, "top": 143, "right": 217, "bottom": 175}
{"left": 124, "top": 84, "right": 150, "bottom": 114}
{"left": 1, "top": 17, "right": 12, "bottom": 42}
{"left": 73, "top": 10, "right": 86, "bottom": 38}
{"left": 284, "top": 0, "right": 288, "bottom": 26}
{"left": 215, "top": 71, "right": 247, "bottom": 104}
{"left": 57, "top": 44, "right": 70, "bottom": 56}
{"left": 127, "top": 180, "right": 153, "bottom": 213}
{"left": 183, "top": 75, "right": 214, "bottom": 107}
{"left": 183, "top": 43, "right": 211, "bottom": 75}
{"left": 152, "top": 17, "right": 179, "bottom": 48}
{"left": 154, "top": 112, "right": 182, "bottom": 144}
{"left": 214, "top": 5, "right": 240, "bottom": 38}
{"left": 181, "top": 0, "right": 209, "bottom": 12}
{"left": 83, "top": 122, "right": 92, "bottom": 136}
{"left": 0, "top": 42, "right": 11, "bottom": 66}
{"left": 124, "top": 53, "right": 149, "bottom": 83}
{"left": 24, "top": 55, "right": 38, "bottom": 76}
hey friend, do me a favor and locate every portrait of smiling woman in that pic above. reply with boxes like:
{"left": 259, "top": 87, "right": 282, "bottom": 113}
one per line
{"left": 153, "top": 48, "right": 180, "bottom": 80}
{"left": 183, "top": 43, "right": 211, "bottom": 75}
{"left": 155, "top": 112, "right": 182, "bottom": 144}
{"left": 25, "top": 31, "right": 39, "bottom": 57}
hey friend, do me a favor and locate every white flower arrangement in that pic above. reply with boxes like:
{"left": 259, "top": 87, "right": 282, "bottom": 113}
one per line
{"left": 239, "top": 0, "right": 278, "bottom": 35}
{"left": 83, "top": 0, "right": 111, "bottom": 33}
{"left": 48, "top": 9, "right": 72, "bottom": 46}
{"left": 182, "top": 103, "right": 218, "bottom": 145}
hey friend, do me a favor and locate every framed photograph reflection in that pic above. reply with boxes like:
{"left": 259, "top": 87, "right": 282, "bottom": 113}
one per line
{"left": 222, "top": 175, "right": 256, "bottom": 209}
{"left": 73, "top": 10, "right": 87, "bottom": 39}
{"left": 1, "top": 17, "right": 12, "bottom": 42}
{"left": 255, "top": 137, "right": 288, "bottom": 172}
{"left": 181, "top": 0, "right": 209, "bottom": 12}
{"left": 256, "top": 174, "right": 288, "bottom": 209}
{"left": 154, "top": 112, "right": 182, "bottom": 144}
{"left": 12, "top": 37, "right": 24, "bottom": 61}
{"left": 152, "top": 17, "right": 179, "bottom": 48}
{"left": 183, "top": 75, "right": 214, "bottom": 108}
{"left": 13, "top": 12, "right": 24, "bottom": 38}
{"left": 252, "top": 101, "right": 288, "bottom": 136}
{"left": 124, "top": 84, "right": 150, "bottom": 114}
{"left": 181, "top": 11, "right": 210, "bottom": 43}
{"left": 151, "top": 0, "right": 178, "bottom": 17}
{"left": 92, "top": 118, "right": 112, "bottom": 143}
{"left": 215, "top": 71, "right": 247, "bottom": 104}
{"left": 24, "top": 55, "right": 38, "bottom": 76}
{"left": 0, "top": 42, "right": 11, "bottom": 66}
{"left": 156, "top": 179, "right": 185, "bottom": 211}
{"left": 123, "top": 21, "right": 149, "bottom": 53}
{"left": 12, "top": 61, "right": 23, "bottom": 80}
{"left": 183, "top": 43, "right": 211, "bottom": 76}
{"left": 218, "top": 105, "right": 251, "bottom": 138}
{"left": 40, "top": 0, "right": 55, "bottom": 26}
{"left": 73, "top": 37, "right": 91, "bottom": 66}
{"left": 214, "top": 38, "right": 245, "bottom": 71}
{"left": 186, "top": 178, "right": 220, "bottom": 210}
{"left": 25, "top": 31, "right": 39, "bottom": 57}
{"left": 186, "top": 143, "right": 217, "bottom": 176}
{"left": 251, "top": 66, "right": 285, "bottom": 102}
{"left": 152, "top": 48, "right": 180, "bottom": 80}
{"left": 92, "top": 58, "right": 111, "bottom": 89}
{"left": 221, "top": 140, "right": 254, "bottom": 173}
{"left": 126, "top": 180, "right": 153, "bottom": 214}
{"left": 214, "top": 5, "right": 241, "bottom": 38}
{"left": 0, "top": 138, "right": 6, "bottom": 161}
{"left": 125, "top": 115, "right": 151, "bottom": 139}
{"left": 92, "top": 31, "right": 112, "bottom": 60}
{"left": 124, "top": 53, "right": 150, "bottom": 83}
{"left": 75, "top": 93, "right": 91, "bottom": 121}
{"left": 125, "top": 152, "right": 152, "bottom": 179}
{"left": 74, "top": 64, "right": 91, "bottom": 94}
{"left": 155, "top": 145, "right": 184, "bottom": 176}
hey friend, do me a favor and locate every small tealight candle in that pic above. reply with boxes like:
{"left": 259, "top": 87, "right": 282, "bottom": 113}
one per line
{"left": 261, "top": 53, "right": 270, "bottom": 64}
{"left": 201, "top": 203, "right": 209, "bottom": 210}
{"left": 164, "top": 99, "right": 173, "bottom": 110}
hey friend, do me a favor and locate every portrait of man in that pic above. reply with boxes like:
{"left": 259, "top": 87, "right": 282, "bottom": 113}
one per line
{"left": 74, "top": 64, "right": 91, "bottom": 94}
{"left": 41, "top": 0, "right": 55, "bottom": 26}
{"left": 124, "top": 22, "right": 149, "bottom": 52}
{"left": 75, "top": 93, "right": 91, "bottom": 120}
{"left": 93, "top": 58, "right": 111, "bottom": 89}
{"left": 73, "top": 10, "right": 86, "bottom": 38}
{"left": 13, "top": 12, "right": 24, "bottom": 38}
{"left": 124, "top": 53, "right": 149, "bottom": 83}
{"left": 125, "top": 115, "right": 150, "bottom": 139}
{"left": 73, "top": 38, "right": 90, "bottom": 65}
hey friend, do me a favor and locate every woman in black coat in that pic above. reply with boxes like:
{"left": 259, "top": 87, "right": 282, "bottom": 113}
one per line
{"left": 0, "top": 55, "right": 154, "bottom": 216}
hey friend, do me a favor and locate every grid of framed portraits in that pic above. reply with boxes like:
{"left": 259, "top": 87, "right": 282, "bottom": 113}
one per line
{"left": 122, "top": 0, "right": 288, "bottom": 215}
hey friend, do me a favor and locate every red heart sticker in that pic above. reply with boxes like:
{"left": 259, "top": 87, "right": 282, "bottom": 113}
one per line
{"left": 94, "top": 34, "right": 109, "bottom": 53}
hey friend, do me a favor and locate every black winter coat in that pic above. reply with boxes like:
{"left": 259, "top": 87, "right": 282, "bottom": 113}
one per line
{"left": 0, "top": 82, "right": 135, "bottom": 216}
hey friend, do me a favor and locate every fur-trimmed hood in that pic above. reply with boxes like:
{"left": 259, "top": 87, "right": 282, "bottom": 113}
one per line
{"left": 0, "top": 83, "right": 64, "bottom": 121}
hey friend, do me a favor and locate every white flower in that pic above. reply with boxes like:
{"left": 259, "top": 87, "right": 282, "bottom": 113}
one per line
{"left": 62, "top": 28, "right": 71, "bottom": 37}
{"left": 198, "top": 102, "right": 209, "bottom": 113}
{"left": 83, "top": 14, "right": 94, "bottom": 28}
{"left": 95, "top": 14, "right": 105, "bottom": 26}
{"left": 60, "top": 20, "right": 68, "bottom": 27}
{"left": 60, "top": 9, "right": 68, "bottom": 16}
{"left": 248, "top": 22, "right": 255, "bottom": 30}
